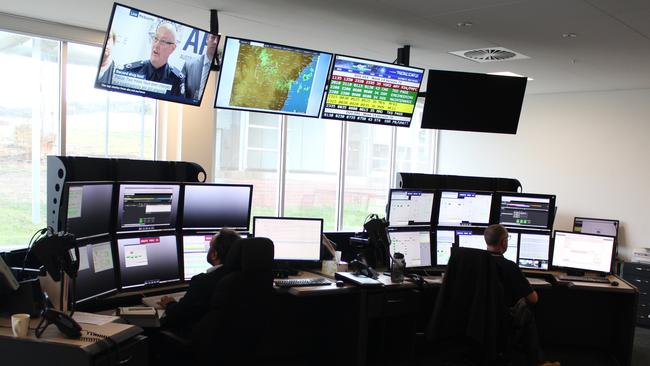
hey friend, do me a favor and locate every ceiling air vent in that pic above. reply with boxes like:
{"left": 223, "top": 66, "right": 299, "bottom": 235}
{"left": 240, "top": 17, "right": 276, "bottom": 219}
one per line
{"left": 449, "top": 47, "right": 529, "bottom": 63}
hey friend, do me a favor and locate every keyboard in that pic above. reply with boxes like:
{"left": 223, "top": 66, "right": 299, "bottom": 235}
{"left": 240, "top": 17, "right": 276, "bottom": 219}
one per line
{"left": 274, "top": 278, "right": 331, "bottom": 288}
{"left": 142, "top": 291, "right": 187, "bottom": 309}
{"left": 558, "top": 275, "right": 610, "bottom": 284}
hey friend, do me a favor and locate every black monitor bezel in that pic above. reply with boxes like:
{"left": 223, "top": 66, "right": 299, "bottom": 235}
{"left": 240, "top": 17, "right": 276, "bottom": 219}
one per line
{"left": 181, "top": 183, "right": 253, "bottom": 231}
{"left": 94, "top": 3, "right": 220, "bottom": 107}
{"left": 72, "top": 235, "right": 119, "bottom": 304}
{"left": 252, "top": 216, "right": 324, "bottom": 262}
{"left": 386, "top": 188, "right": 436, "bottom": 227}
{"left": 320, "top": 53, "right": 425, "bottom": 127}
{"left": 494, "top": 191, "right": 557, "bottom": 230}
{"left": 115, "top": 231, "right": 182, "bottom": 290}
{"left": 214, "top": 36, "right": 333, "bottom": 118}
{"left": 386, "top": 226, "right": 434, "bottom": 268}
{"left": 115, "top": 181, "right": 181, "bottom": 234}
{"left": 435, "top": 189, "right": 494, "bottom": 227}
{"left": 551, "top": 230, "right": 617, "bottom": 275}
{"left": 60, "top": 181, "right": 115, "bottom": 241}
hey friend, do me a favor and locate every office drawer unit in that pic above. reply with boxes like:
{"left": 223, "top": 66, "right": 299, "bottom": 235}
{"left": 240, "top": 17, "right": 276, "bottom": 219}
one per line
{"left": 622, "top": 261, "right": 650, "bottom": 326}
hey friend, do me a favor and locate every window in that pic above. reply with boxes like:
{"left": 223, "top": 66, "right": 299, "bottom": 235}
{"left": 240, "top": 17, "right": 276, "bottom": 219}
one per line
{"left": 215, "top": 104, "right": 435, "bottom": 232}
{"left": 0, "top": 29, "right": 156, "bottom": 248}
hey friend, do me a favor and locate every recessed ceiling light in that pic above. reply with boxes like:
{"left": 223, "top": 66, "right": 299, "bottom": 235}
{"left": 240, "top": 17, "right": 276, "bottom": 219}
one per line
{"left": 456, "top": 22, "right": 473, "bottom": 28}
{"left": 488, "top": 71, "right": 534, "bottom": 81}
{"left": 562, "top": 33, "right": 577, "bottom": 38}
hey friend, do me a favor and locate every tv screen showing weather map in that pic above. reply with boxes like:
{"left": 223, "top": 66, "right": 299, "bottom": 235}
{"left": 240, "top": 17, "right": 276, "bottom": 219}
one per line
{"left": 321, "top": 55, "right": 424, "bottom": 127}
{"left": 95, "top": 3, "right": 220, "bottom": 106}
{"left": 215, "top": 37, "right": 333, "bottom": 117}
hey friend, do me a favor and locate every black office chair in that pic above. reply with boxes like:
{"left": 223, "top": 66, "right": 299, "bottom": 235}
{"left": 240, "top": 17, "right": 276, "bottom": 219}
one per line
{"left": 424, "top": 247, "right": 511, "bottom": 366}
{"left": 191, "top": 237, "right": 275, "bottom": 366}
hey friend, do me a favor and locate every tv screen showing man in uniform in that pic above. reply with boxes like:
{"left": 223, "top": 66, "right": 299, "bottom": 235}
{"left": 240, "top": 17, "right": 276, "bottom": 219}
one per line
{"left": 95, "top": 3, "right": 219, "bottom": 106}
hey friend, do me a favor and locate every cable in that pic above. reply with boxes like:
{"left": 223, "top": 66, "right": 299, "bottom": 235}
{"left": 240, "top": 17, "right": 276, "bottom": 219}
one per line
{"left": 21, "top": 227, "right": 49, "bottom": 279}
{"left": 83, "top": 330, "right": 120, "bottom": 366}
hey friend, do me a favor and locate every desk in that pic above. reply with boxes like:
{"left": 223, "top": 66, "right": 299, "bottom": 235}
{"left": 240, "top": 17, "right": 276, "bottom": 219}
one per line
{"left": 272, "top": 271, "right": 636, "bottom": 366}
{"left": 0, "top": 316, "right": 147, "bottom": 366}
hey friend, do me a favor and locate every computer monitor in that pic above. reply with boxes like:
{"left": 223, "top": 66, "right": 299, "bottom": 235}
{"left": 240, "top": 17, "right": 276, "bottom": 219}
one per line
{"left": 215, "top": 36, "right": 333, "bottom": 117}
{"left": 181, "top": 232, "right": 245, "bottom": 280}
{"left": 386, "top": 189, "right": 435, "bottom": 227}
{"left": 437, "top": 190, "right": 493, "bottom": 226}
{"left": 182, "top": 183, "right": 253, "bottom": 231}
{"left": 321, "top": 54, "right": 424, "bottom": 127}
{"left": 117, "top": 234, "right": 180, "bottom": 289}
{"left": 497, "top": 192, "right": 556, "bottom": 229}
{"left": 573, "top": 217, "right": 619, "bottom": 238}
{"left": 62, "top": 182, "right": 114, "bottom": 240}
{"left": 253, "top": 217, "right": 323, "bottom": 261}
{"left": 387, "top": 228, "right": 432, "bottom": 268}
{"left": 72, "top": 238, "right": 117, "bottom": 303}
{"left": 552, "top": 231, "right": 616, "bottom": 274}
{"left": 116, "top": 183, "right": 180, "bottom": 233}
{"left": 95, "top": 3, "right": 220, "bottom": 106}
{"left": 434, "top": 228, "right": 455, "bottom": 266}
{"left": 514, "top": 229, "right": 551, "bottom": 270}
{"left": 456, "top": 227, "right": 518, "bottom": 262}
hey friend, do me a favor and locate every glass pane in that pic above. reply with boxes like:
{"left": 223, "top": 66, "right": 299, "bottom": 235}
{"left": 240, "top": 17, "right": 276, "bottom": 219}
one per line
{"left": 395, "top": 104, "right": 435, "bottom": 176}
{"left": 342, "top": 123, "right": 392, "bottom": 231}
{"left": 285, "top": 117, "right": 341, "bottom": 231}
{"left": 0, "top": 31, "right": 60, "bottom": 248}
{"left": 66, "top": 43, "right": 155, "bottom": 159}
{"left": 214, "top": 110, "right": 280, "bottom": 221}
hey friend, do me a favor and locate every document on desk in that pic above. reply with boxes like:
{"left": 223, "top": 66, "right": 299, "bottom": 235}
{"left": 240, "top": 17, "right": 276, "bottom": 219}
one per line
{"left": 72, "top": 311, "right": 120, "bottom": 326}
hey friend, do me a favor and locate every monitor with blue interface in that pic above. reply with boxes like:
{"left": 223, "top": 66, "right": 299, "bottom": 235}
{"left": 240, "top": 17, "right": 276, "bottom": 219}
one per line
{"left": 95, "top": 3, "right": 220, "bottom": 106}
{"left": 63, "top": 182, "right": 114, "bottom": 240}
{"left": 321, "top": 54, "right": 424, "bottom": 127}
{"left": 73, "top": 239, "right": 117, "bottom": 303}
{"left": 253, "top": 217, "right": 323, "bottom": 261}
{"left": 387, "top": 189, "right": 435, "bottom": 227}
{"left": 552, "top": 231, "right": 616, "bottom": 274}
{"left": 498, "top": 192, "right": 555, "bottom": 229}
{"left": 215, "top": 37, "right": 332, "bottom": 117}
{"left": 182, "top": 184, "right": 253, "bottom": 231}
{"left": 117, "top": 234, "right": 180, "bottom": 289}
{"left": 435, "top": 228, "right": 455, "bottom": 266}
{"left": 387, "top": 228, "right": 432, "bottom": 268}
{"left": 456, "top": 228, "right": 518, "bottom": 263}
{"left": 437, "top": 191, "right": 493, "bottom": 226}
{"left": 116, "top": 183, "right": 180, "bottom": 233}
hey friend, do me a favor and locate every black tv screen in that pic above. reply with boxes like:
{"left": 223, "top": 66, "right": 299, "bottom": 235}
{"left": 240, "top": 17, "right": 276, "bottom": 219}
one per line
{"left": 321, "top": 54, "right": 424, "bottom": 127}
{"left": 215, "top": 36, "right": 333, "bottom": 117}
{"left": 182, "top": 183, "right": 253, "bottom": 231}
{"left": 421, "top": 70, "right": 527, "bottom": 134}
{"left": 95, "top": 3, "right": 220, "bottom": 106}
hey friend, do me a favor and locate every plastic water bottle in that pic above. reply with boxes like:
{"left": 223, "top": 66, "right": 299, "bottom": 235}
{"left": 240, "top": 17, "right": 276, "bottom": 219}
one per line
{"left": 391, "top": 252, "right": 405, "bottom": 283}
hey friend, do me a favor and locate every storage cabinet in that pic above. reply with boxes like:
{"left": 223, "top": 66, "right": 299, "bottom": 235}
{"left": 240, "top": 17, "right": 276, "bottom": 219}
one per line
{"left": 622, "top": 261, "right": 650, "bottom": 326}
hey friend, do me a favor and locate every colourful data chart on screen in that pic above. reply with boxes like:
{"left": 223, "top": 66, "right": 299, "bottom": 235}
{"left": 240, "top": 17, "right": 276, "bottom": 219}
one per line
{"left": 321, "top": 55, "right": 424, "bottom": 127}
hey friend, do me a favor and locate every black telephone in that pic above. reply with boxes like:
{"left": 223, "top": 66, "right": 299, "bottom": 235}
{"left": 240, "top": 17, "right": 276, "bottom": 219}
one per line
{"left": 349, "top": 255, "right": 379, "bottom": 279}
{"left": 38, "top": 308, "right": 82, "bottom": 338}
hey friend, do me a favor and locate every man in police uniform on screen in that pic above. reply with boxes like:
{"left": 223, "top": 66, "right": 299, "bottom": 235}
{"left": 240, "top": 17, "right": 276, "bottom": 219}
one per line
{"left": 123, "top": 21, "right": 185, "bottom": 96}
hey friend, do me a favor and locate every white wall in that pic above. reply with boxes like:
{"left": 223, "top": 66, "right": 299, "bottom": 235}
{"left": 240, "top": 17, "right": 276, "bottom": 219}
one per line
{"left": 436, "top": 89, "right": 650, "bottom": 256}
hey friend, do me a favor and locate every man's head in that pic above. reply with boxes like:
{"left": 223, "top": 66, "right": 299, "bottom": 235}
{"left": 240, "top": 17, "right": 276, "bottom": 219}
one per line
{"left": 205, "top": 33, "right": 219, "bottom": 60}
{"left": 102, "top": 30, "right": 116, "bottom": 67}
{"left": 484, "top": 224, "right": 509, "bottom": 254}
{"left": 150, "top": 22, "right": 177, "bottom": 69}
{"left": 206, "top": 229, "right": 241, "bottom": 266}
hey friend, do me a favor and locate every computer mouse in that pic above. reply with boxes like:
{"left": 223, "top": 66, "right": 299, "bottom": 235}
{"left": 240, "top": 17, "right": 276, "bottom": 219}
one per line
{"left": 335, "top": 280, "right": 345, "bottom": 287}
{"left": 610, "top": 280, "right": 619, "bottom": 287}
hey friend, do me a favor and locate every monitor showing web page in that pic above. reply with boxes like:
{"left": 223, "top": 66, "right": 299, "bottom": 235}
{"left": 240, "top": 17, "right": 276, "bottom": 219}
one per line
{"left": 388, "top": 229, "right": 432, "bottom": 268}
{"left": 457, "top": 229, "right": 518, "bottom": 262}
{"left": 116, "top": 183, "right": 180, "bottom": 233}
{"left": 498, "top": 193, "right": 555, "bottom": 229}
{"left": 117, "top": 234, "right": 180, "bottom": 289}
{"left": 253, "top": 217, "right": 323, "bottom": 261}
{"left": 573, "top": 217, "right": 619, "bottom": 237}
{"left": 552, "top": 231, "right": 615, "bottom": 273}
{"left": 182, "top": 232, "right": 244, "bottom": 279}
{"left": 438, "top": 191, "right": 492, "bottom": 226}
{"left": 435, "top": 229, "right": 455, "bottom": 266}
{"left": 517, "top": 231, "right": 551, "bottom": 270}
{"left": 387, "top": 189, "right": 435, "bottom": 227}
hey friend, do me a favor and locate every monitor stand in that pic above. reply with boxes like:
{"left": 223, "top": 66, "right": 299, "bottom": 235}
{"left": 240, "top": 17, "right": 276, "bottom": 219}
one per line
{"left": 272, "top": 262, "right": 299, "bottom": 279}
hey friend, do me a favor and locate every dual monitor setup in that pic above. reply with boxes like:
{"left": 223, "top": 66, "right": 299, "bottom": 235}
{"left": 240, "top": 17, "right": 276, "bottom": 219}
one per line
{"left": 383, "top": 189, "right": 619, "bottom": 278}
{"left": 62, "top": 181, "right": 324, "bottom": 304}
{"left": 95, "top": 3, "right": 526, "bottom": 134}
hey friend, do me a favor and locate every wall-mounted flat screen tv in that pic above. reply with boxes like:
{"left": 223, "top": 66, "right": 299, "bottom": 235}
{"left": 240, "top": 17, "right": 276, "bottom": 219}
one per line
{"left": 215, "top": 36, "right": 333, "bottom": 117}
{"left": 321, "top": 55, "right": 424, "bottom": 127}
{"left": 95, "top": 3, "right": 220, "bottom": 106}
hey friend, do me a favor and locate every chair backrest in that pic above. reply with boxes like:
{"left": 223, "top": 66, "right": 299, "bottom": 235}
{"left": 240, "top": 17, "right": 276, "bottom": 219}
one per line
{"left": 427, "top": 247, "right": 509, "bottom": 363}
{"left": 191, "top": 237, "right": 275, "bottom": 366}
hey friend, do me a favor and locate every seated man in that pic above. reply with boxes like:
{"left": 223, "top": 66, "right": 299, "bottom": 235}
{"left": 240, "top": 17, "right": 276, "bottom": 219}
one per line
{"left": 158, "top": 229, "right": 241, "bottom": 334}
{"left": 484, "top": 224, "right": 559, "bottom": 366}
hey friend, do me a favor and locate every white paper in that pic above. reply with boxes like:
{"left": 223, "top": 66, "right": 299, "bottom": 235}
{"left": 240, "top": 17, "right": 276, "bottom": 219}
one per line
{"left": 72, "top": 311, "right": 119, "bottom": 326}
{"left": 67, "top": 186, "right": 83, "bottom": 219}
{"left": 92, "top": 242, "right": 113, "bottom": 273}
{"left": 78, "top": 246, "right": 90, "bottom": 271}
{"left": 124, "top": 245, "right": 148, "bottom": 268}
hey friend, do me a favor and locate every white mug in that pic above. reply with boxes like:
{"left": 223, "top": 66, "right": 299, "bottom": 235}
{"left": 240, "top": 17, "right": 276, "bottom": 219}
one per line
{"left": 11, "top": 313, "right": 30, "bottom": 337}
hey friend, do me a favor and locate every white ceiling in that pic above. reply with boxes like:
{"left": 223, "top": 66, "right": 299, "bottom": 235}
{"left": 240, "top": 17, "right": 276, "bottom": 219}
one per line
{"left": 2, "top": 0, "right": 650, "bottom": 94}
